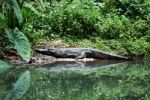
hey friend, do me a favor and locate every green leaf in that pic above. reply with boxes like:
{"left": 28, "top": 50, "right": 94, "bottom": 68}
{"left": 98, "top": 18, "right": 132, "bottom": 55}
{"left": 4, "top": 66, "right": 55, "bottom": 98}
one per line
{"left": 0, "top": 60, "right": 13, "bottom": 73}
{"left": 36, "top": 0, "right": 45, "bottom": 11}
{"left": 6, "top": 0, "right": 23, "bottom": 24}
{"left": 6, "top": 28, "right": 31, "bottom": 62}
{"left": 5, "top": 71, "right": 31, "bottom": 100}
{"left": 24, "top": 3, "right": 42, "bottom": 16}
{"left": 0, "top": 13, "right": 6, "bottom": 28}
{"left": 12, "top": 0, "right": 23, "bottom": 24}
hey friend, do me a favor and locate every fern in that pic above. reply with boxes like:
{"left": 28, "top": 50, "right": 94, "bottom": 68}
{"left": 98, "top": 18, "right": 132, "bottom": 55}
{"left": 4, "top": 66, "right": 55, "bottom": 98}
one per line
{"left": 6, "top": 28, "right": 31, "bottom": 62}
{"left": 5, "top": 71, "right": 31, "bottom": 100}
{"left": 5, "top": 0, "right": 23, "bottom": 24}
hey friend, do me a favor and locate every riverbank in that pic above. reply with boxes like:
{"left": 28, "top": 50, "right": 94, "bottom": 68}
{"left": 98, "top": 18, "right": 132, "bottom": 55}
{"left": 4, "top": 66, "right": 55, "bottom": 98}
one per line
{"left": 1, "top": 38, "right": 149, "bottom": 65}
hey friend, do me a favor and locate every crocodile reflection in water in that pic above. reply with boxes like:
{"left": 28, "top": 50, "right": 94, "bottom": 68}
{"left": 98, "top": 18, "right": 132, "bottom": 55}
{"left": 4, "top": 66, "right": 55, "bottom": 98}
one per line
{"left": 37, "top": 60, "right": 127, "bottom": 70}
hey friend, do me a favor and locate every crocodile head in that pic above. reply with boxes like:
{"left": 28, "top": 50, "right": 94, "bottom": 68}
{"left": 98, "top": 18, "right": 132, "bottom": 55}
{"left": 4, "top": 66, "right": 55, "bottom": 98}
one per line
{"left": 35, "top": 48, "right": 61, "bottom": 56}
{"left": 35, "top": 48, "right": 54, "bottom": 55}
{"left": 47, "top": 48, "right": 56, "bottom": 54}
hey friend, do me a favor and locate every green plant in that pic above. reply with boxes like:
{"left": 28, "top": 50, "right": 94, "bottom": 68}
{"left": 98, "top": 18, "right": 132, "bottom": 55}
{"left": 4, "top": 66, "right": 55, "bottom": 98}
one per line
{"left": 6, "top": 28, "right": 31, "bottom": 62}
{"left": 22, "top": 1, "right": 48, "bottom": 45}
{"left": 0, "top": 0, "right": 31, "bottom": 62}
{"left": 5, "top": 70, "right": 31, "bottom": 100}
{"left": 99, "top": 0, "right": 150, "bottom": 19}
{"left": 2, "top": 0, "right": 23, "bottom": 28}
{"left": 44, "top": 0, "right": 102, "bottom": 38}
{"left": 123, "top": 39, "right": 150, "bottom": 56}
{"left": 100, "top": 14, "right": 129, "bottom": 39}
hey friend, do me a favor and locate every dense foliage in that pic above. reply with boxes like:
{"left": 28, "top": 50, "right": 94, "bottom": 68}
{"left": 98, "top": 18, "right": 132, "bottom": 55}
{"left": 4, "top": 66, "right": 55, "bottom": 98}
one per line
{"left": 0, "top": 0, "right": 31, "bottom": 62}
{"left": 22, "top": 0, "right": 150, "bottom": 58}
{"left": 1, "top": 0, "right": 150, "bottom": 58}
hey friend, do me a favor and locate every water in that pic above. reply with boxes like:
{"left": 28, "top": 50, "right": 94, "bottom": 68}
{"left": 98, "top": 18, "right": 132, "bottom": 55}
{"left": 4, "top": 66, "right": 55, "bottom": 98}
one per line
{"left": 0, "top": 60, "right": 150, "bottom": 100}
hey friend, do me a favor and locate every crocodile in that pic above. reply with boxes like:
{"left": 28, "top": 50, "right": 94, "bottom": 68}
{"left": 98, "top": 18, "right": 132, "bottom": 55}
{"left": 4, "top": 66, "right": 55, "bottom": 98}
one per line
{"left": 35, "top": 48, "right": 129, "bottom": 60}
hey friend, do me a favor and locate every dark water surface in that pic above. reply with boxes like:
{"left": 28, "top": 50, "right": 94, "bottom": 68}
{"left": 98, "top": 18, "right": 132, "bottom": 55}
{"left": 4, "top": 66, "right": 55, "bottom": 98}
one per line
{"left": 0, "top": 60, "right": 150, "bottom": 100}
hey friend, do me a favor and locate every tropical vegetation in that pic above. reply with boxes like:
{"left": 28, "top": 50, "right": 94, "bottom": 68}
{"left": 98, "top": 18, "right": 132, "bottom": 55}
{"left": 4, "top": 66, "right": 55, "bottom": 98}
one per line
{"left": 0, "top": 0, "right": 150, "bottom": 61}
{"left": 0, "top": 0, "right": 150, "bottom": 99}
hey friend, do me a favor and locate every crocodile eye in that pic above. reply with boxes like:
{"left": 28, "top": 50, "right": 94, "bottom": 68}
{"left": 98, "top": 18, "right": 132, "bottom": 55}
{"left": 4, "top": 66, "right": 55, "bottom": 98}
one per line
{"left": 48, "top": 49, "right": 54, "bottom": 52}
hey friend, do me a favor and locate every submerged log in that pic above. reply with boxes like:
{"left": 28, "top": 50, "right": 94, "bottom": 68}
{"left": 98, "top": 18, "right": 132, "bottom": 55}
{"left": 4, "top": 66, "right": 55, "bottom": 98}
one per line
{"left": 35, "top": 48, "right": 129, "bottom": 60}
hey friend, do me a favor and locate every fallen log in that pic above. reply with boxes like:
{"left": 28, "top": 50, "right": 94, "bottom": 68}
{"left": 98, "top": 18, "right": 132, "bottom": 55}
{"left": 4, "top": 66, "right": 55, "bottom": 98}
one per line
{"left": 35, "top": 48, "right": 129, "bottom": 60}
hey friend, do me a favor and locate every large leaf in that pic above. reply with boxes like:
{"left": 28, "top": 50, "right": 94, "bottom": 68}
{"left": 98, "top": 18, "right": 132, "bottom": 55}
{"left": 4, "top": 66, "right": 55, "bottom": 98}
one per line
{"left": 5, "top": 0, "right": 23, "bottom": 24}
{"left": 6, "top": 28, "right": 31, "bottom": 62}
{"left": 5, "top": 71, "right": 31, "bottom": 100}
{"left": 0, "top": 60, "right": 13, "bottom": 73}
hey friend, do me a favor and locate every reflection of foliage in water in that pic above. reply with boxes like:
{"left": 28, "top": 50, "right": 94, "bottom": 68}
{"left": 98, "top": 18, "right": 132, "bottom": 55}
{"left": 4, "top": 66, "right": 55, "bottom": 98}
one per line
{"left": 0, "top": 60, "right": 31, "bottom": 100}
{"left": 5, "top": 71, "right": 30, "bottom": 100}
{"left": 0, "top": 61, "right": 12, "bottom": 99}
{"left": 23, "top": 62, "right": 150, "bottom": 100}
{"left": 0, "top": 62, "right": 150, "bottom": 100}
{"left": 0, "top": 60, "right": 13, "bottom": 73}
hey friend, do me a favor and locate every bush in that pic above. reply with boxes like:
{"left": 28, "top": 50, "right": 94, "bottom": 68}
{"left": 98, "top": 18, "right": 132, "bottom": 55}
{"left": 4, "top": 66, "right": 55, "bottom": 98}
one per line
{"left": 34, "top": 0, "right": 149, "bottom": 40}
{"left": 99, "top": 0, "right": 150, "bottom": 19}
{"left": 99, "top": 14, "right": 131, "bottom": 39}
{"left": 107, "top": 39, "right": 150, "bottom": 57}
{"left": 45, "top": 0, "right": 103, "bottom": 38}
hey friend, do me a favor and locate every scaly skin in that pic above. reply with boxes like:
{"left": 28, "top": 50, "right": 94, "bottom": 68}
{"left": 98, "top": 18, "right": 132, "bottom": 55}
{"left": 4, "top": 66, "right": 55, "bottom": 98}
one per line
{"left": 35, "top": 48, "right": 129, "bottom": 60}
